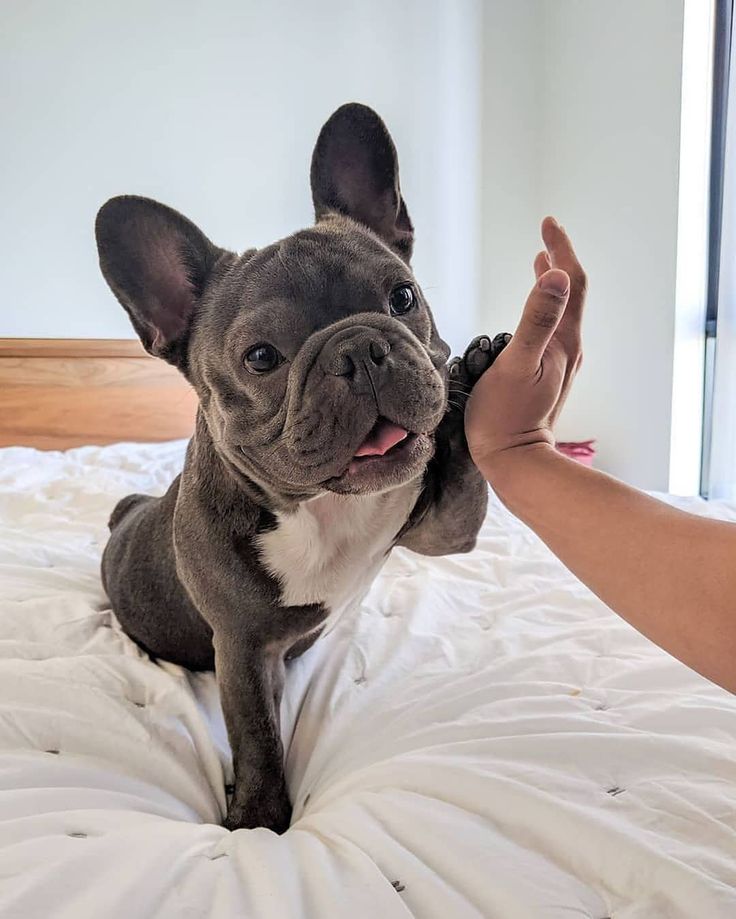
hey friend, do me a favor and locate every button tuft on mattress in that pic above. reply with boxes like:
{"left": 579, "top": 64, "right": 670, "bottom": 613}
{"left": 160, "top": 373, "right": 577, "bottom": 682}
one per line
{"left": 606, "top": 786, "right": 625, "bottom": 797}
{"left": 68, "top": 832, "right": 87, "bottom": 839}
{"left": 391, "top": 881, "right": 405, "bottom": 893}
{"left": 45, "top": 749, "right": 60, "bottom": 755}
{"left": 354, "top": 675, "right": 366, "bottom": 685}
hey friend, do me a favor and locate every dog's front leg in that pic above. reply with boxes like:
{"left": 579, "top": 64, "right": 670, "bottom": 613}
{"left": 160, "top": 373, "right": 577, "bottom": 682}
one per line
{"left": 213, "top": 634, "right": 291, "bottom": 832}
{"left": 180, "top": 572, "right": 324, "bottom": 832}
{"left": 174, "top": 501, "right": 325, "bottom": 833}
{"left": 398, "top": 334, "right": 511, "bottom": 556}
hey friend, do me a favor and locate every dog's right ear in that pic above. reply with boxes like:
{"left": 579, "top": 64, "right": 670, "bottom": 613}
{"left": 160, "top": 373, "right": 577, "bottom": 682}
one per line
{"left": 95, "top": 196, "right": 224, "bottom": 370}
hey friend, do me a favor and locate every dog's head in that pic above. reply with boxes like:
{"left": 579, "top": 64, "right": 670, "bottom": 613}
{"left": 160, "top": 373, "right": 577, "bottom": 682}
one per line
{"left": 96, "top": 104, "right": 451, "bottom": 500}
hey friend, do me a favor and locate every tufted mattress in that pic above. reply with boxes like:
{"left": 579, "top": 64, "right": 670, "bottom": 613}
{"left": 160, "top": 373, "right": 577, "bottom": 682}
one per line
{"left": 0, "top": 440, "right": 734, "bottom": 918}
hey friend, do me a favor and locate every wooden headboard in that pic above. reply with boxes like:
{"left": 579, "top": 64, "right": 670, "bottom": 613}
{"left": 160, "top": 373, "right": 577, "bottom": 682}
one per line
{"left": 0, "top": 339, "right": 198, "bottom": 450}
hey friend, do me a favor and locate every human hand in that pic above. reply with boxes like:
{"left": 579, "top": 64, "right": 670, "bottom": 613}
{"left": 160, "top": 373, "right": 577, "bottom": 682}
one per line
{"left": 464, "top": 218, "right": 587, "bottom": 477}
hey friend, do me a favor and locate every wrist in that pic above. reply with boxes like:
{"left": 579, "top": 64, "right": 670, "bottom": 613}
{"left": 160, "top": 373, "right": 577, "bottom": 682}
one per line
{"left": 475, "top": 441, "right": 559, "bottom": 509}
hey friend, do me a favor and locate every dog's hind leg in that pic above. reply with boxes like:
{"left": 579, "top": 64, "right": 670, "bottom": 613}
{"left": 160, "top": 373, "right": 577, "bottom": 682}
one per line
{"left": 108, "top": 493, "right": 152, "bottom": 530}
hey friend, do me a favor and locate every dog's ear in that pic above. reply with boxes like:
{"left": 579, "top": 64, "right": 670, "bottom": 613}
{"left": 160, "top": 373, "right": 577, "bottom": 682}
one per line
{"left": 310, "top": 103, "right": 414, "bottom": 261}
{"left": 95, "top": 196, "right": 224, "bottom": 369}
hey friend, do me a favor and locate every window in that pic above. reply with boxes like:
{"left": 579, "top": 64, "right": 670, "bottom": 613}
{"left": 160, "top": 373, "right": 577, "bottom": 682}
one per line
{"left": 702, "top": 0, "right": 736, "bottom": 499}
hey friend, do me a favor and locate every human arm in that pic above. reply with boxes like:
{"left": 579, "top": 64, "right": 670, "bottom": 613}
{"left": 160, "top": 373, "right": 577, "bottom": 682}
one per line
{"left": 465, "top": 219, "right": 736, "bottom": 693}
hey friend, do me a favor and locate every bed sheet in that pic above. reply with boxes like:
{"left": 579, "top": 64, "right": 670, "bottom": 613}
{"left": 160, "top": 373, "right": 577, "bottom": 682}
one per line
{"left": 0, "top": 441, "right": 734, "bottom": 918}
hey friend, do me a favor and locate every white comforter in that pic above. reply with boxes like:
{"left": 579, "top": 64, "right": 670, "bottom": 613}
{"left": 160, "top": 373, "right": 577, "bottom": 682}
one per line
{"left": 0, "top": 441, "right": 734, "bottom": 919}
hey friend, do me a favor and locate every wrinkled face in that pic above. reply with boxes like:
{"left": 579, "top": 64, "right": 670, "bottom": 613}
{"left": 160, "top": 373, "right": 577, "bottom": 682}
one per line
{"left": 95, "top": 103, "right": 451, "bottom": 501}
{"left": 189, "top": 218, "right": 449, "bottom": 497}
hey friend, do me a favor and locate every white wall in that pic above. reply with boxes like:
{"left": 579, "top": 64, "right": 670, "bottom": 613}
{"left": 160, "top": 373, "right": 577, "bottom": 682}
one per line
{"left": 481, "top": 0, "right": 686, "bottom": 490}
{"left": 481, "top": 1, "right": 543, "bottom": 327}
{"left": 0, "top": 0, "right": 482, "bottom": 354}
{"left": 3, "top": 0, "right": 690, "bottom": 488}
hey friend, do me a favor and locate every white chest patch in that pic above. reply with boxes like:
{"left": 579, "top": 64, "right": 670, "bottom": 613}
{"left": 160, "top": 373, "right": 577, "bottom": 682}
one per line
{"left": 256, "top": 482, "right": 420, "bottom": 629}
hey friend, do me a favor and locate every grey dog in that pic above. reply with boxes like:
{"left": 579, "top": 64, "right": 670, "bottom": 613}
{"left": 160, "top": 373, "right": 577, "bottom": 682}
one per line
{"left": 96, "top": 103, "right": 508, "bottom": 833}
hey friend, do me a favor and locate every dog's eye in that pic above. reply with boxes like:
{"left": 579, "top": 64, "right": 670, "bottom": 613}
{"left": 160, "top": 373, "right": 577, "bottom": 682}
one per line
{"left": 389, "top": 284, "right": 415, "bottom": 316}
{"left": 244, "top": 343, "right": 282, "bottom": 374}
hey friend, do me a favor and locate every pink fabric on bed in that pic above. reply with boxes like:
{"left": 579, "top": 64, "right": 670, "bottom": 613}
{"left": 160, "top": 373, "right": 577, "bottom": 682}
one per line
{"left": 556, "top": 440, "right": 596, "bottom": 467}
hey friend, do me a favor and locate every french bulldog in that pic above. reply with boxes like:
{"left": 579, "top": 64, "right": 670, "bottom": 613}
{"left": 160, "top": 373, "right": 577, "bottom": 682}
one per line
{"left": 96, "top": 103, "right": 508, "bottom": 833}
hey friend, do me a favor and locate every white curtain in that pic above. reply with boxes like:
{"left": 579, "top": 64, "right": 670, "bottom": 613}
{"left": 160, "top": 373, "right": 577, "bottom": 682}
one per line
{"left": 709, "top": 40, "right": 736, "bottom": 500}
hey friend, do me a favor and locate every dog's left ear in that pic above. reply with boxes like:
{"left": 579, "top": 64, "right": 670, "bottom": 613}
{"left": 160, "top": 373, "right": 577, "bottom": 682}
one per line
{"left": 310, "top": 103, "right": 414, "bottom": 261}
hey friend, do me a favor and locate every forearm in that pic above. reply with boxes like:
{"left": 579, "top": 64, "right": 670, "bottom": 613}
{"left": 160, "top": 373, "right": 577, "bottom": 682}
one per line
{"left": 482, "top": 446, "right": 736, "bottom": 692}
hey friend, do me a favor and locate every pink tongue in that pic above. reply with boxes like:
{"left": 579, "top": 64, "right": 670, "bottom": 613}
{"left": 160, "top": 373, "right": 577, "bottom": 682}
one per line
{"left": 354, "top": 419, "right": 408, "bottom": 457}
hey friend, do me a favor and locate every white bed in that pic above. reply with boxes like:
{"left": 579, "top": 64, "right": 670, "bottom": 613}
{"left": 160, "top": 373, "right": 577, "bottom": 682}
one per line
{"left": 0, "top": 440, "right": 734, "bottom": 918}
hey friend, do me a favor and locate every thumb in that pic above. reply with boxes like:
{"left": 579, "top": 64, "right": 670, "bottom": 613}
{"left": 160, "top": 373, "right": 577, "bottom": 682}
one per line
{"left": 506, "top": 268, "right": 570, "bottom": 371}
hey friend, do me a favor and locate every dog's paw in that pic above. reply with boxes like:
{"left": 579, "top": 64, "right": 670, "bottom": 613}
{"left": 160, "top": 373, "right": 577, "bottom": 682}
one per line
{"left": 448, "top": 333, "right": 512, "bottom": 389}
{"left": 223, "top": 788, "right": 292, "bottom": 835}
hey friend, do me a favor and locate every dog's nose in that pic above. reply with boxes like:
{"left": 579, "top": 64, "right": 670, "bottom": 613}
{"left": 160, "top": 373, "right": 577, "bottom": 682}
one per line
{"left": 322, "top": 330, "right": 392, "bottom": 378}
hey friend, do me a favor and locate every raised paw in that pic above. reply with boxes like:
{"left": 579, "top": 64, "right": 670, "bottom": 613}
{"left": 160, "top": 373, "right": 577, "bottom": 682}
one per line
{"left": 449, "top": 332, "right": 511, "bottom": 390}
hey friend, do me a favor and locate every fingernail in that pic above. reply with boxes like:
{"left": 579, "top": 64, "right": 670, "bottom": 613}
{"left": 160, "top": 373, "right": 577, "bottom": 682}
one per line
{"left": 540, "top": 270, "right": 569, "bottom": 296}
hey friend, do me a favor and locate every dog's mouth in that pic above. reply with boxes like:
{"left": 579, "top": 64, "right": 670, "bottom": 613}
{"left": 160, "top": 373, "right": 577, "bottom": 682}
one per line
{"left": 347, "top": 417, "right": 419, "bottom": 476}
